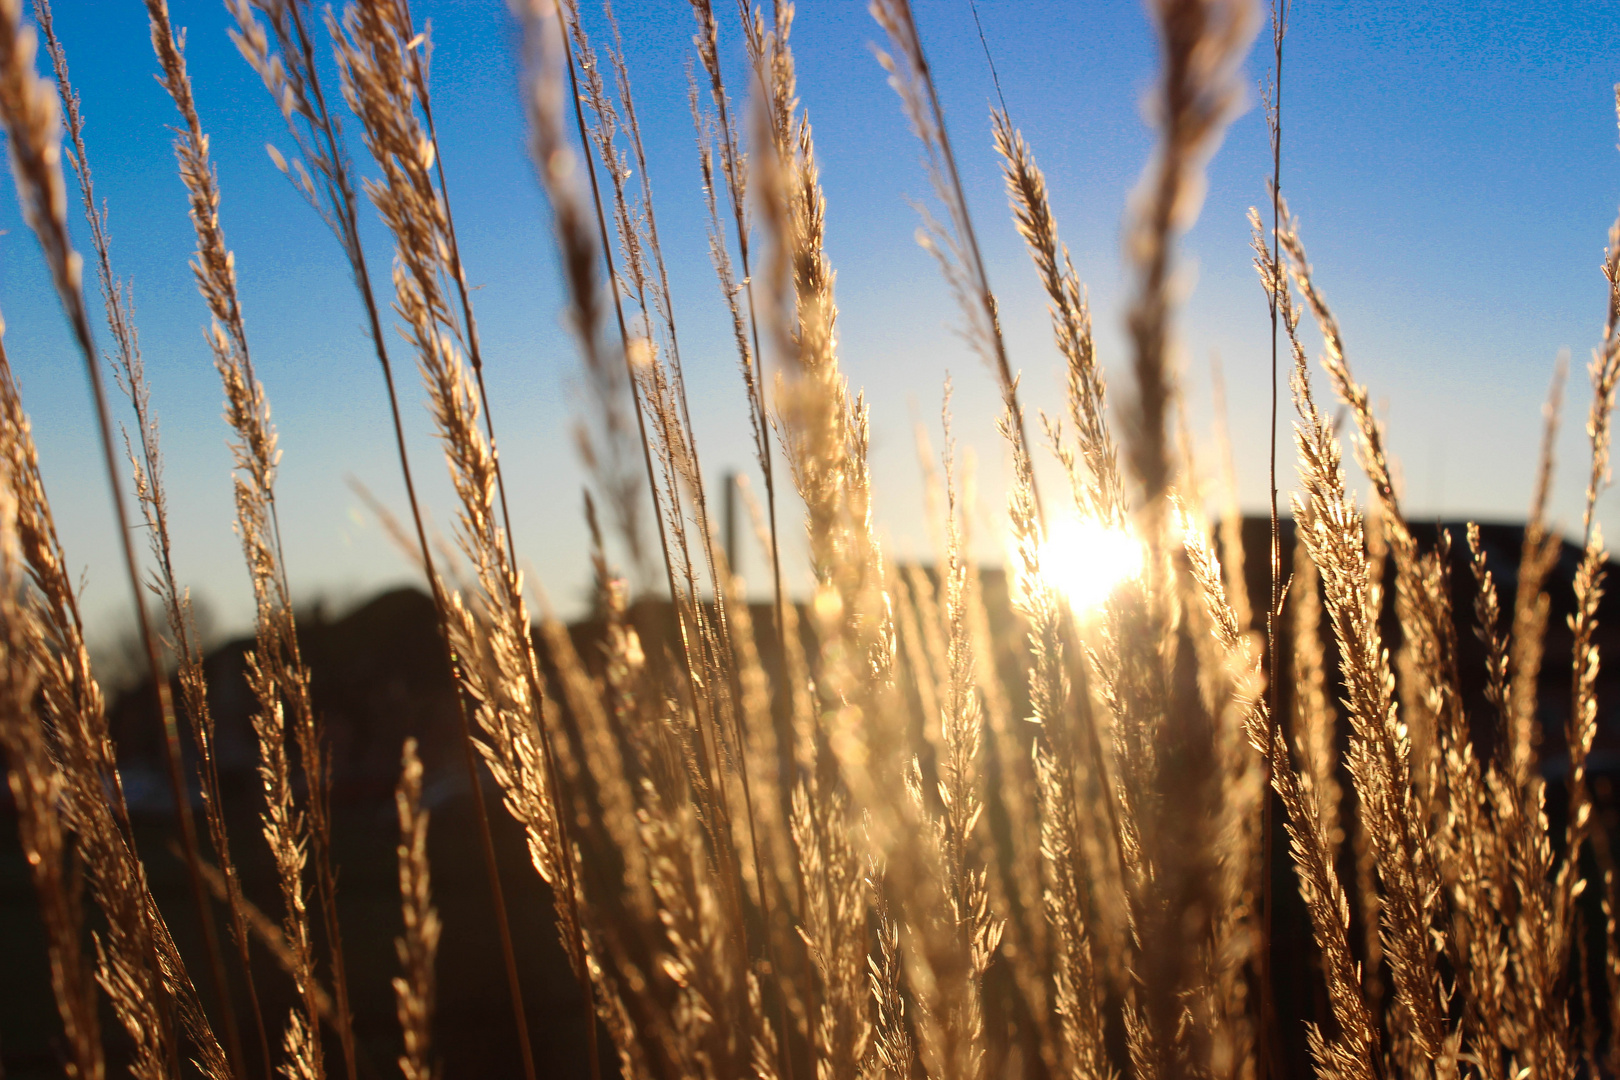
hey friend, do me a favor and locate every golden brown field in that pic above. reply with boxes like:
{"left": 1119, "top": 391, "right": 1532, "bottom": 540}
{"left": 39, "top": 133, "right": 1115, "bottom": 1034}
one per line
{"left": 3, "top": 0, "right": 1620, "bottom": 1079}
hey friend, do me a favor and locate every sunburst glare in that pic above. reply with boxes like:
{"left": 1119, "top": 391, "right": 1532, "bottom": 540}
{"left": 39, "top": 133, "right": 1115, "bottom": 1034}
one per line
{"left": 1040, "top": 518, "right": 1143, "bottom": 611}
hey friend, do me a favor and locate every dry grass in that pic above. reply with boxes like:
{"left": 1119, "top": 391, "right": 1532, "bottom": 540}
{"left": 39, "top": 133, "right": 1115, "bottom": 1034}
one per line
{"left": 4, "top": 2, "right": 1620, "bottom": 1080}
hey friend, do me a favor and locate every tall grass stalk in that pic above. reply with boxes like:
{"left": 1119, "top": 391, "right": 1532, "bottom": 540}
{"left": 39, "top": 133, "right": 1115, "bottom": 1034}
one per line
{"left": 36, "top": 4, "right": 282, "bottom": 1074}
{"left": 225, "top": 3, "right": 542, "bottom": 1071}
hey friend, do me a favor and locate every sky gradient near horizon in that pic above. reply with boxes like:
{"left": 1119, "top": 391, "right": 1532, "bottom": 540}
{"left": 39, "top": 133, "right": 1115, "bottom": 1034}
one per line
{"left": 4, "top": 0, "right": 1620, "bottom": 651}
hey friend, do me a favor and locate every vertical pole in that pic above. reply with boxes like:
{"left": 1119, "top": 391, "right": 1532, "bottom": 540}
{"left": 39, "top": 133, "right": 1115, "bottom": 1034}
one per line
{"left": 724, "top": 470, "right": 739, "bottom": 579}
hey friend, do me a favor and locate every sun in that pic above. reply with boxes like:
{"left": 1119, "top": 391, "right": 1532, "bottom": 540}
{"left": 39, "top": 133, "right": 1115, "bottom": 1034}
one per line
{"left": 1039, "top": 517, "right": 1143, "bottom": 612}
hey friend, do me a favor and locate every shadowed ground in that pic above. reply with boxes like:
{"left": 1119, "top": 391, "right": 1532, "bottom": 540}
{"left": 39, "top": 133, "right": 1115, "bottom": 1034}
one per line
{"left": 4, "top": 519, "right": 1620, "bottom": 1078}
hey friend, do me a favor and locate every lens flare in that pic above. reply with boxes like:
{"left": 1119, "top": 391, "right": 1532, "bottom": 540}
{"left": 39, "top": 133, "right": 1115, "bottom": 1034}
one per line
{"left": 1040, "top": 518, "right": 1143, "bottom": 611}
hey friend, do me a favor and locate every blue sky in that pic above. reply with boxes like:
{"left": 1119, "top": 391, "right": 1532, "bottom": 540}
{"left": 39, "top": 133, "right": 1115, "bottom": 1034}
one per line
{"left": 5, "top": 0, "right": 1620, "bottom": 646}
